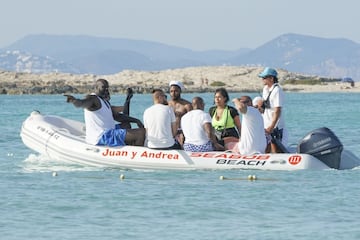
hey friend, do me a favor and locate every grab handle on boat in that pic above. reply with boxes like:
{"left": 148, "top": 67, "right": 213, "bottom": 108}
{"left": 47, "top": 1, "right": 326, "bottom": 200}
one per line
{"left": 85, "top": 147, "right": 100, "bottom": 153}
{"left": 57, "top": 128, "right": 70, "bottom": 134}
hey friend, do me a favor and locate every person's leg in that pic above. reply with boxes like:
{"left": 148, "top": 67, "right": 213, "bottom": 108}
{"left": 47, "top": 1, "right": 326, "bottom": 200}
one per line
{"left": 119, "top": 121, "right": 132, "bottom": 129}
{"left": 99, "top": 129, "right": 126, "bottom": 147}
{"left": 120, "top": 88, "right": 134, "bottom": 129}
{"left": 270, "top": 128, "right": 287, "bottom": 153}
{"left": 224, "top": 136, "right": 239, "bottom": 150}
{"left": 270, "top": 142, "right": 278, "bottom": 153}
{"left": 123, "top": 88, "right": 133, "bottom": 116}
{"left": 175, "top": 131, "right": 184, "bottom": 148}
{"left": 170, "top": 141, "right": 182, "bottom": 150}
{"left": 125, "top": 128, "right": 145, "bottom": 146}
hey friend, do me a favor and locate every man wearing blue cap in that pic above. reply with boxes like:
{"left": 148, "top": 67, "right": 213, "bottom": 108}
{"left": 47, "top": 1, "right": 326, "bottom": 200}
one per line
{"left": 258, "top": 67, "right": 288, "bottom": 153}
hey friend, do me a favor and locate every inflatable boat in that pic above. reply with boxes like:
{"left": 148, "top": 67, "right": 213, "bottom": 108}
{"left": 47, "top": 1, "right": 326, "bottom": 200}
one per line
{"left": 20, "top": 111, "right": 360, "bottom": 171}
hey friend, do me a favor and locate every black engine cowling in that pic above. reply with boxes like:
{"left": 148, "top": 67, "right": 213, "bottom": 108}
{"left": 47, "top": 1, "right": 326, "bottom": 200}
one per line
{"left": 297, "top": 127, "right": 343, "bottom": 169}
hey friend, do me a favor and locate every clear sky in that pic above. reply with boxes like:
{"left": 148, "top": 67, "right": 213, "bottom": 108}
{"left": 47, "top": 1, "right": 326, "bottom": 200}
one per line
{"left": 1, "top": 0, "right": 359, "bottom": 50}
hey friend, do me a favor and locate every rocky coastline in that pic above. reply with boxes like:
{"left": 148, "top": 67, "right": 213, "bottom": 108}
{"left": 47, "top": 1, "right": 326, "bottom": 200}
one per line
{"left": 0, "top": 66, "right": 358, "bottom": 94}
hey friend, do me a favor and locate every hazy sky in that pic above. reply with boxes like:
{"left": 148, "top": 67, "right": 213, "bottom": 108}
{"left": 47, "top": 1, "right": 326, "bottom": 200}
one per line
{"left": 1, "top": 0, "right": 359, "bottom": 50}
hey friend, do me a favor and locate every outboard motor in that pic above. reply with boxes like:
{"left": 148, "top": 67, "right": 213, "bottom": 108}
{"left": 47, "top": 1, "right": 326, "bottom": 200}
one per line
{"left": 297, "top": 127, "right": 343, "bottom": 169}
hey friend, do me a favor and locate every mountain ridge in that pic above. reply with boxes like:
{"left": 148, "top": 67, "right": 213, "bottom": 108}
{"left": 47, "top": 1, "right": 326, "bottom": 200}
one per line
{"left": 0, "top": 33, "right": 359, "bottom": 79}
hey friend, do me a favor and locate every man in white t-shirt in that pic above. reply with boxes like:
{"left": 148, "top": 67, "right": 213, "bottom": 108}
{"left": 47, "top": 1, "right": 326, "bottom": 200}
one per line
{"left": 181, "top": 97, "right": 224, "bottom": 152}
{"left": 143, "top": 89, "right": 181, "bottom": 149}
{"left": 232, "top": 96, "right": 266, "bottom": 154}
{"left": 258, "top": 67, "right": 288, "bottom": 153}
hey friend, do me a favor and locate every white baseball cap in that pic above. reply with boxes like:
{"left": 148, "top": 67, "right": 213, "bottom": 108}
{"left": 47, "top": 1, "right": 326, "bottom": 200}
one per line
{"left": 169, "top": 80, "right": 184, "bottom": 90}
{"left": 252, "top": 96, "right": 263, "bottom": 107}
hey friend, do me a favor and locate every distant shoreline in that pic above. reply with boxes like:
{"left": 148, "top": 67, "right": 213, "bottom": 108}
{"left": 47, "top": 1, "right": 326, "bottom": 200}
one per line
{"left": 1, "top": 66, "right": 359, "bottom": 94}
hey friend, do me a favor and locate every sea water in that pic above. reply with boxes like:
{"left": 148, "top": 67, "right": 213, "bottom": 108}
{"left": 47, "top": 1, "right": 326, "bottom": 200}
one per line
{"left": 1, "top": 92, "right": 360, "bottom": 240}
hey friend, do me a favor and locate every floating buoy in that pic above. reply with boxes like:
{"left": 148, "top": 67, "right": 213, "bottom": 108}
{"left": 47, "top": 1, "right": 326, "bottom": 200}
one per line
{"left": 248, "top": 175, "right": 257, "bottom": 181}
{"left": 52, "top": 171, "right": 58, "bottom": 177}
{"left": 119, "top": 174, "right": 125, "bottom": 180}
{"left": 219, "top": 175, "right": 275, "bottom": 181}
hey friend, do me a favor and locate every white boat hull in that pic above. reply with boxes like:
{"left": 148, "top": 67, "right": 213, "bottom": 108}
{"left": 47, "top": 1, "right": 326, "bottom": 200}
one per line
{"left": 20, "top": 111, "right": 360, "bottom": 171}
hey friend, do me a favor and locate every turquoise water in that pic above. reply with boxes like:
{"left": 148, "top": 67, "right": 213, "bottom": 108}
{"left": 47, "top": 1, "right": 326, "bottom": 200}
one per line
{"left": 1, "top": 93, "right": 360, "bottom": 240}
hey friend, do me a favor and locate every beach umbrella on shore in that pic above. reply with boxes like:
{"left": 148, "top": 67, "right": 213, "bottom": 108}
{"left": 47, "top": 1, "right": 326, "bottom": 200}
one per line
{"left": 341, "top": 77, "right": 355, "bottom": 87}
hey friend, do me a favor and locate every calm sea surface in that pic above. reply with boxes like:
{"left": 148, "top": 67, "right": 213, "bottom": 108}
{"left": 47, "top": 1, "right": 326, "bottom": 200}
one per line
{"left": 1, "top": 92, "right": 360, "bottom": 240}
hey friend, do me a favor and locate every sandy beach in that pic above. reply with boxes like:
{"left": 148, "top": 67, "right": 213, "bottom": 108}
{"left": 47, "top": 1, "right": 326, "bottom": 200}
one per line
{"left": 0, "top": 66, "right": 359, "bottom": 94}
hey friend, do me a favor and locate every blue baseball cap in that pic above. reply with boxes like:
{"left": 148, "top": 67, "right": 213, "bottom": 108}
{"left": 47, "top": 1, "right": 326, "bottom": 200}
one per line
{"left": 258, "top": 67, "right": 278, "bottom": 78}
